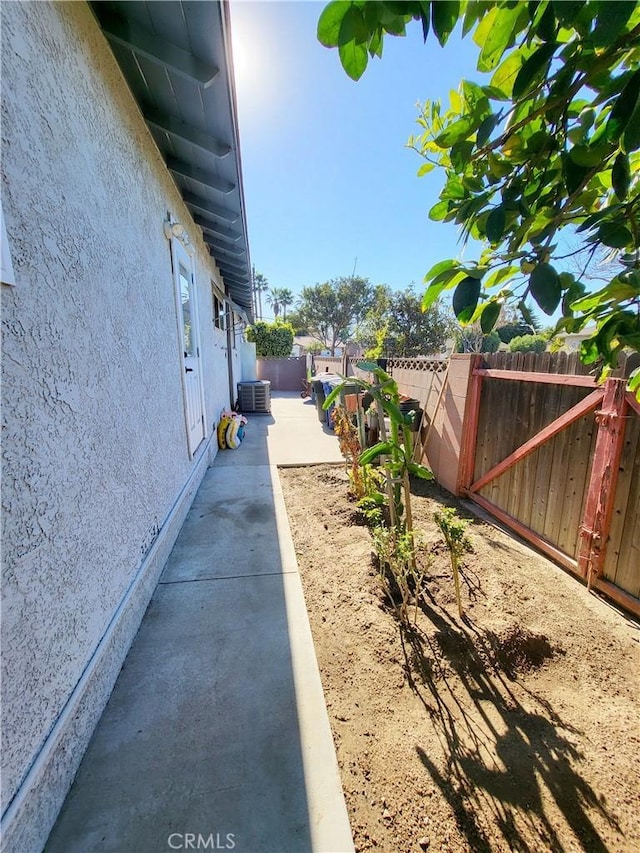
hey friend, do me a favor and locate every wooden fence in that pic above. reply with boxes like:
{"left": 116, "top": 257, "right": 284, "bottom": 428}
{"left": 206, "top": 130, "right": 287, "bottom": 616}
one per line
{"left": 459, "top": 352, "right": 639, "bottom": 615}
{"left": 341, "top": 351, "right": 639, "bottom": 615}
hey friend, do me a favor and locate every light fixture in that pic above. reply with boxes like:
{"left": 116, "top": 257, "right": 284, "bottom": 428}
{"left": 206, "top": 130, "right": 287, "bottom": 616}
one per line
{"left": 163, "top": 217, "right": 195, "bottom": 256}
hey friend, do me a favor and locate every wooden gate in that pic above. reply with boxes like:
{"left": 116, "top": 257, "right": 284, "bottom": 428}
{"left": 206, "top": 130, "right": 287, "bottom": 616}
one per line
{"left": 458, "top": 352, "right": 640, "bottom": 616}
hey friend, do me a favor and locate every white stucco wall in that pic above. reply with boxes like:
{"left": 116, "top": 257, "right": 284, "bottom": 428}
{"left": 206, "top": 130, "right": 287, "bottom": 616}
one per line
{"left": 1, "top": 1, "right": 234, "bottom": 846}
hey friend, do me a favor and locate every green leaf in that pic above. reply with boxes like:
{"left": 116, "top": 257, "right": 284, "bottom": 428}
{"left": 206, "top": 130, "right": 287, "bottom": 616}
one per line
{"left": 476, "top": 5, "right": 522, "bottom": 72}
{"left": 339, "top": 39, "right": 368, "bottom": 80}
{"left": 359, "top": 441, "right": 394, "bottom": 466}
{"left": 434, "top": 114, "right": 478, "bottom": 147}
{"left": 422, "top": 270, "right": 467, "bottom": 309}
{"left": 622, "top": 98, "right": 640, "bottom": 151}
{"left": 513, "top": 42, "right": 556, "bottom": 99}
{"left": 407, "top": 462, "right": 434, "bottom": 480}
{"left": 597, "top": 221, "right": 633, "bottom": 249}
{"left": 562, "top": 153, "right": 591, "bottom": 194}
{"left": 484, "top": 265, "right": 519, "bottom": 289}
{"left": 419, "top": 1, "right": 431, "bottom": 41}
{"left": 417, "top": 161, "right": 435, "bottom": 176}
{"left": 450, "top": 140, "right": 475, "bottom": 171}
{"left": 431, "top": 0, "right": 460, "bottom": 47}
{"left": 424, "top": 258, "right": 459, "bottom": 281}
{"left": 460, "top": 266, "right": 488, "bottom": 279}
{"left": 368, "top": 26, "right": 384, "bottom": 58}
{"left": 422, "top": 269, "right": 467, "bottom": 309}
{"left": 452, "top": 277, "right": 481, "bottom": 323}
{"left": 529, "top": 263, "right": 561, "bottom": 315}
{"left": 338, "top": 4, "right": 369, "bottom": 44}
{"left": 571, "top": 279, "right": 639, "bottom": 312}
{"left": 554, "top": 0, "right": 586, "bottom": 27}
{"left": 317, "top": 1, "right": 351, "bottom": 47}
{"left": 490, "top": 49, "right": 526, "bottom": 99}
{"left": 480, "top": 300, "right": 501, "bottom": 333}
{"left": 462, "top": 0, "right": 487, "bottom": 37}
{"left": 476, "top": 113, "right": 501, "bottom": 147}
{"left": 606, "top": 69, "right": 640, "bottom": 143}
{"left": 356, "top": 360, "right": 379, "bottom": 373}
{"left": 592, "top": 0, "right": 636, "bottom": 47}
{"left": 569, "top": 143, "right": 609, "bottom": 167}
{"left": 534, "top": 0, "right": 558, "bottom": 41}
{"left": 486, "top": 205, "right": 506, "bottom": 243}
{"left": 429, "top": 199, "right": 450, "bottom": 220}
{"left": 611, "top": 152, "right": 630, "bottom": 200}
{"left": 462, "top": 79, "right": 490, "bottom": 113}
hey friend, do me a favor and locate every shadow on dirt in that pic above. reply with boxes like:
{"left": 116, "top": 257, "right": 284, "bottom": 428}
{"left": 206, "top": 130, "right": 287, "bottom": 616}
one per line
{"left": 398, "top": 588, "right": 620, "bottom": 853}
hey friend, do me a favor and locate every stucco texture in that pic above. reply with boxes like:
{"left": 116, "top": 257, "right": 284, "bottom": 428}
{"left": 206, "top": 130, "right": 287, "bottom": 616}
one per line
{"left": 1, "top": 0, "right": 232, "bottom": 819}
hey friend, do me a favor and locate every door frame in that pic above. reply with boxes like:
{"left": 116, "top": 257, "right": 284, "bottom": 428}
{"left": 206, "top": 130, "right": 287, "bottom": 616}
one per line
{"left": 170, "top": 235, "right": 207, "bottom": 458}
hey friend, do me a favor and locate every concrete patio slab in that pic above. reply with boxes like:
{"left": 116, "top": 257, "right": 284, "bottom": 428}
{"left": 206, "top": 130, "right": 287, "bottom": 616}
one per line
{"left": 45, "top": 393, "right": 353, "bottom": 853}
{"left": 213, "top": 392, "right": 343, "bottom": 468}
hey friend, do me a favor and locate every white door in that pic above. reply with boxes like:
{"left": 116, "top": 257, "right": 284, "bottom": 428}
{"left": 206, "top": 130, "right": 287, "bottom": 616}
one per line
{"left": 172, "top": 239, "right": 206, "bottom": 456}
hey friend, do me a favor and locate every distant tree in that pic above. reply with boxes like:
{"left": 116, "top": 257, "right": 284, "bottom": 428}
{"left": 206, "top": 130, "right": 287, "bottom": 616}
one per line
{"left": 253, "top": 271, "right": 269, "bottom": 320}
{"left": 265, "top": 287, "right": 284, "bottom": 319}
{"left": 496, "top": 303, "right": 539, "bottom": 342}
{"left": 456, "top": 325, "right": 501, "bottom": 353}
{"left": 386, "top": 286, "right": 456, "bottom": 356}
{"left": 356, "top": 284, "right": 454, "bottom": 356}
{"left": 297, "top": 276, "right": 372, "bottom": 355}
{"left": 246, "top": 320, "right": 294, "bottom": 357}
{"left": 509, "top": 334, "right": 548, "bottom": 354}
{"left": 279, "top": 288, "right": 295, "bottom": 319}
{"left": 285, "top": 307, "right": 308, "bottom": 336}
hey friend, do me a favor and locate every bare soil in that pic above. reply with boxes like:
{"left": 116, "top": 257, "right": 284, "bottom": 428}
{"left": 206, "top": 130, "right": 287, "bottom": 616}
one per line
{"left": 279, "top": 464, "right": 640, "bottom": 853}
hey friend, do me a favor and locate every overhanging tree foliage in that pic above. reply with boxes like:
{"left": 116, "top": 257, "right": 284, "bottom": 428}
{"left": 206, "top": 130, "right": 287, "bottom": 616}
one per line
{"left": 318, "top": 1, "right": 640, "bottom": 395}
{"left": 297, "top": 275, "right": 373, "bottom": 354}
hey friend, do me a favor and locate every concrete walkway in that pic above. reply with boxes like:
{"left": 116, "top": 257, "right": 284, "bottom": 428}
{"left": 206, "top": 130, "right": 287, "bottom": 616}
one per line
{"left": 45, "top": 394, "right": 351, "bottom": 853}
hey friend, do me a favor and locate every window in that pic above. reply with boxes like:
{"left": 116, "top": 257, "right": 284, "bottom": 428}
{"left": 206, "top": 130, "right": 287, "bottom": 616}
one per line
{"left": 212, "top": 283, "right": 226, "bottom": 332}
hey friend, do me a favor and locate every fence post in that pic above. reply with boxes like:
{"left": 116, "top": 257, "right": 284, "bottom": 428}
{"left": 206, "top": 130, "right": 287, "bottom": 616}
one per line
{"left": 577, "top": 377, "right": 628, "bottom": 588}
{"left": 457, "top": 354, "right": 484, "bottom": 495}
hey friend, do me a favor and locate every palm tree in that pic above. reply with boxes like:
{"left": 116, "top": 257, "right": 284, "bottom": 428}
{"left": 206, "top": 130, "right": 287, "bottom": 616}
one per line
{"left": 253, "top": 270, "right": 269, "bottom": 320}
{"left": 266, "top": 287, "right": 283, "bottom": 319}
{"left": 279, "top": 288, "right": 294, "bottom": 319}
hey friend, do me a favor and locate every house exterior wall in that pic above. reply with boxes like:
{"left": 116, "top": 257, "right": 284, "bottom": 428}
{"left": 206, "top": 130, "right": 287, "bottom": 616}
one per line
{"left": 1, "top": 2, "right": 236, "bottom": 848}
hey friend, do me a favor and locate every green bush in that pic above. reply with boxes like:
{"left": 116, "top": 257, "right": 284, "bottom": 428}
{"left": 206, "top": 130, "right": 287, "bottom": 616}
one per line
{"left": 496, "top": 323, "right": 534, "bottom": 344}
{"left": 246, "top": 321, "right": 294, "bottom": 357}
{"left": 509, "top": 334, "right": 547, "bottom": 354}
{"left": 481, "top": 331, "right": 501, "bottom": 353}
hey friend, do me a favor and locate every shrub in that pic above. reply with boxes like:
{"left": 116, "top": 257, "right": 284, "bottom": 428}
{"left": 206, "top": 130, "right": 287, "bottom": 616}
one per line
{"left": 246, "top": 321, "right": 294, "bottom": 357}
{"left": 497, "top": 323, "right": 535, "bottom": 344}
{"left": 509, "top": 334, "right": 547, "bottom": 354}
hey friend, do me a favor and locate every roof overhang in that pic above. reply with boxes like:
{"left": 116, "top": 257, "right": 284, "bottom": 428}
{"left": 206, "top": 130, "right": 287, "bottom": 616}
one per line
{"left": 89, "top": 0, "right": 253, "bottom": 319}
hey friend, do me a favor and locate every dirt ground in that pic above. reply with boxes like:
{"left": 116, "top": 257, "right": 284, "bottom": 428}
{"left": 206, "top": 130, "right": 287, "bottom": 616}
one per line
{"left": 279, "top": 464, "right": 640, "bottom": 853}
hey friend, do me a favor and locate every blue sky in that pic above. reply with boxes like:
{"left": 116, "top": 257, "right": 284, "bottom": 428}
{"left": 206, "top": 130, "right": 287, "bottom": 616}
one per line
{"left": 230, "top": 1, "right": 484, "bottom": 318}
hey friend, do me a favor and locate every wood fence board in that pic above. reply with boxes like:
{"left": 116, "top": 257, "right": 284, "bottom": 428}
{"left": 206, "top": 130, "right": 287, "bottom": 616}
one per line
{"left": 542, "top": 355, "right": 577, "bottom": 543}
{"left": 491, "top": 376, "right": 520, "bottom": 507}
{"left": 544, "top": 388, "right": 591, "bottom": 549}
{"left": 517, "top": 363, "right": 551, "bottom": 529}
{"left": 603, "top": 410, "right": 640, "bottom": 595}
{"left": 556, "top": 413, "right": 597, "bottom": 556}
{"left": 507, "top": 354, "right": 530, "bottom": 520}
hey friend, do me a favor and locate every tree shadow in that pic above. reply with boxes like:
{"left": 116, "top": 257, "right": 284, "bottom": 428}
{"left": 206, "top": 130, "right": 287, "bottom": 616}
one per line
{"left": 398, "top": 594, "right": 621, "bottom": 853}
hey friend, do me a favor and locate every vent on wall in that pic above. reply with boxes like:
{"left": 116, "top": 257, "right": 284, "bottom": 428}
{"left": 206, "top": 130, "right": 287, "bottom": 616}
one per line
{"left": 238, "top": 380, "right": 271, "bottom": 413}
